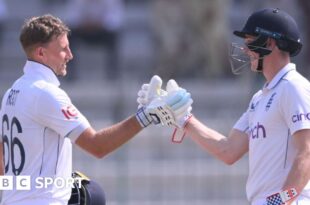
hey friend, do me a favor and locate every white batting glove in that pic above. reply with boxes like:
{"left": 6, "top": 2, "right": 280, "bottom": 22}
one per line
{"left": 135, "top": 76, "right": 193, "bottom": 135}
{"left": 145, "top": 86, "right": 193, "bottom": 128}
{"left": 136, "top": 75, "right": 166, "bottom": 128}
{"left": 137, "top": 75, "right": 167, "bottom": 109}
{"left": 165, "top": 79, "right": 193, "bottom": 128}
{"left": 136, "top": 106, "right": 161, "bottom": 128}
{"left": 164, "top": 79, "right": 193, "bottom": 143}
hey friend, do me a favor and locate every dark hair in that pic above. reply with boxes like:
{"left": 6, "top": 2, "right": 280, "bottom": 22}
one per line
{"left": 19, "top": 14, "right": 70, "bottom": 53}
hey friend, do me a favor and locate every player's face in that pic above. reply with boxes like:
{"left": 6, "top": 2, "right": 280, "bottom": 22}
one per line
{"left": 43, "top": 34, "right": 73, "bottom": 76}
{"left": 244, "top": 36, "right": 260, "bottom": 72}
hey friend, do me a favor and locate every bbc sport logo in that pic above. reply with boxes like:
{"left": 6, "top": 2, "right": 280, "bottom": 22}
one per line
{"left": 0, "top": 176, "right": 82, "bottom": 190}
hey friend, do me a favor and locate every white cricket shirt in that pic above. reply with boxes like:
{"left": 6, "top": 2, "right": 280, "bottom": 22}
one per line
{"left": 0, "top": 61, "right": 90, "bottom": 204}
{"left": 234, "top": 63, "right": 310, "bottom": 203}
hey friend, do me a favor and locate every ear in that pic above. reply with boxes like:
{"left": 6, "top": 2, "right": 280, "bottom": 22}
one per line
{"left": 33, "top": 46, "right": 46, "bottom": 61}
{"left": 37, "top": 47, "right": 45, "bottom": 57}
{"left": 267, "top": 38, "right": 277, "bottom": 49}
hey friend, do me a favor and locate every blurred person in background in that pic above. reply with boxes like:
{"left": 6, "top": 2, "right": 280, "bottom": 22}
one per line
{"left": 141, "top": 8, "right": 310, "bottom": 205}
{"left": 64, "top": 0, "right": 124, "bottom": 81}
{"left": 151, "top": 0, "right": 229, "bottom": 81}
{"left": 0, "top": 14, "right": 191, "bottom": 205}
{"left": 297, "top": 0, "right": 310, "bottom": 76}
{"left": 0, "top": 0, "right": 7, "bottom": 46}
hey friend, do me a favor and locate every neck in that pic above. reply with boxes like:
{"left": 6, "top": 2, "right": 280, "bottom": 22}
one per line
{"left": 263, "top": 53, "right": 290, "bottom": 83}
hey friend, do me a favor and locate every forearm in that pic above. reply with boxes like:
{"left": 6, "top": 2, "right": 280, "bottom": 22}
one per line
{"left": 281, "top": 129, "right": 310, "bottom": 205}
{"left": 282, "top": 150, "right": 310, "bottom": 202}
{"left": 95, "top": 115, "right": 143, "bottom": 155}
{"left": 186, "top": 117, "right": 227, "bottom": 156}
{"left": 185, "top": 116, "right": 248, "bottom": 164}
{"left": 76, "top": 115, "right": 143, "bottom": 158}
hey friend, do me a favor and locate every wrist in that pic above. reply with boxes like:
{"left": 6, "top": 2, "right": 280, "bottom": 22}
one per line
{"left": 176, "top": 113, "right": 193, "bottom": 128}
{"left": 171, "top": 114, "right": 193, "bottom": 143}
{"left": 266, "top": 188, "right": 297, "bottom": 205}
{"left": 183, "top": 114, "right": 193, "bottom": 130}
{"left": 135, "top": 107, "right": 152, "bottom": 128}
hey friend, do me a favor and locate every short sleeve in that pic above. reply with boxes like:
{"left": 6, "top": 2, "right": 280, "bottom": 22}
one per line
{"left": 233, "top": 110, "right": 250, "bottom": 135}
{"left": 281, "top": 82, "right": 310, "bottom": 135}
{"left": 33, "top": 86, "right": 90, "bottom": 139}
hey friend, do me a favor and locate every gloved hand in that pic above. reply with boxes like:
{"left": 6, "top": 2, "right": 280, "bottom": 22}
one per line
{"left": 165, "top": 79, "right": 193, "bottom": 128}
{"left": 136, "top": 75, "right": 166, "bottom": 128}
{"left": 137, "top": 75, "right": 166, "bottom": 109}
{"left": 164, "top": 79, "right": 193, "bottom": 143}
{"left": 145, "top": 81, "right": 193, "bottom": 128}
{"left": 135, "top": 76, "right": 193, "bottom": 135}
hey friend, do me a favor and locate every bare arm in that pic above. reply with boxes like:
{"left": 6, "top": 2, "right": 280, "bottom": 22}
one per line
{"left": 185, "top": 116, "right": 249, "bottom": 165}
{"left": 282, "top": 129, "right": 310, "bottom": 204}
{"left": 75, "top": 115, "right": 143, "bottom": 158}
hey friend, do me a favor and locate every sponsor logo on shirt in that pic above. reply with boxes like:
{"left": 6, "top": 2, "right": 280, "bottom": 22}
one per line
{"left": 61, "top": 105, "right": 79, "bottom": 120}
{"left": 292, "top": 112, "right": 310, "bottom": 123}
{"left": 250, "top": 122, "right": 266, "bottom": 139}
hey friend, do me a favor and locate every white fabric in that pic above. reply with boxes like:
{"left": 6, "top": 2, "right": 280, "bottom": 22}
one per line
{"left": 1, "top": 197, "right": 65, "bottom": 205}
{"left": 233, "top": 63, "right": 310, "bottom": 203}
{"left": 0, "top": 61, "right": 90, "bottom": 204}
{"left": 137, "top": 75, "right": 164, "bottom": 109}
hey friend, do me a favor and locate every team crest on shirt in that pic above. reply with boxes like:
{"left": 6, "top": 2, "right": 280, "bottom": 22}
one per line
{"left": 61, "top": 105, "right": 79, "bottom": 120}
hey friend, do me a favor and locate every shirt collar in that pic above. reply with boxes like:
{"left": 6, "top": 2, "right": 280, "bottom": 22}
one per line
{"left": 263, "top": 63, "right": 296, "bottom": 91}
{"left": 23, "top": 60, "right": 60, "bottom": 87}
